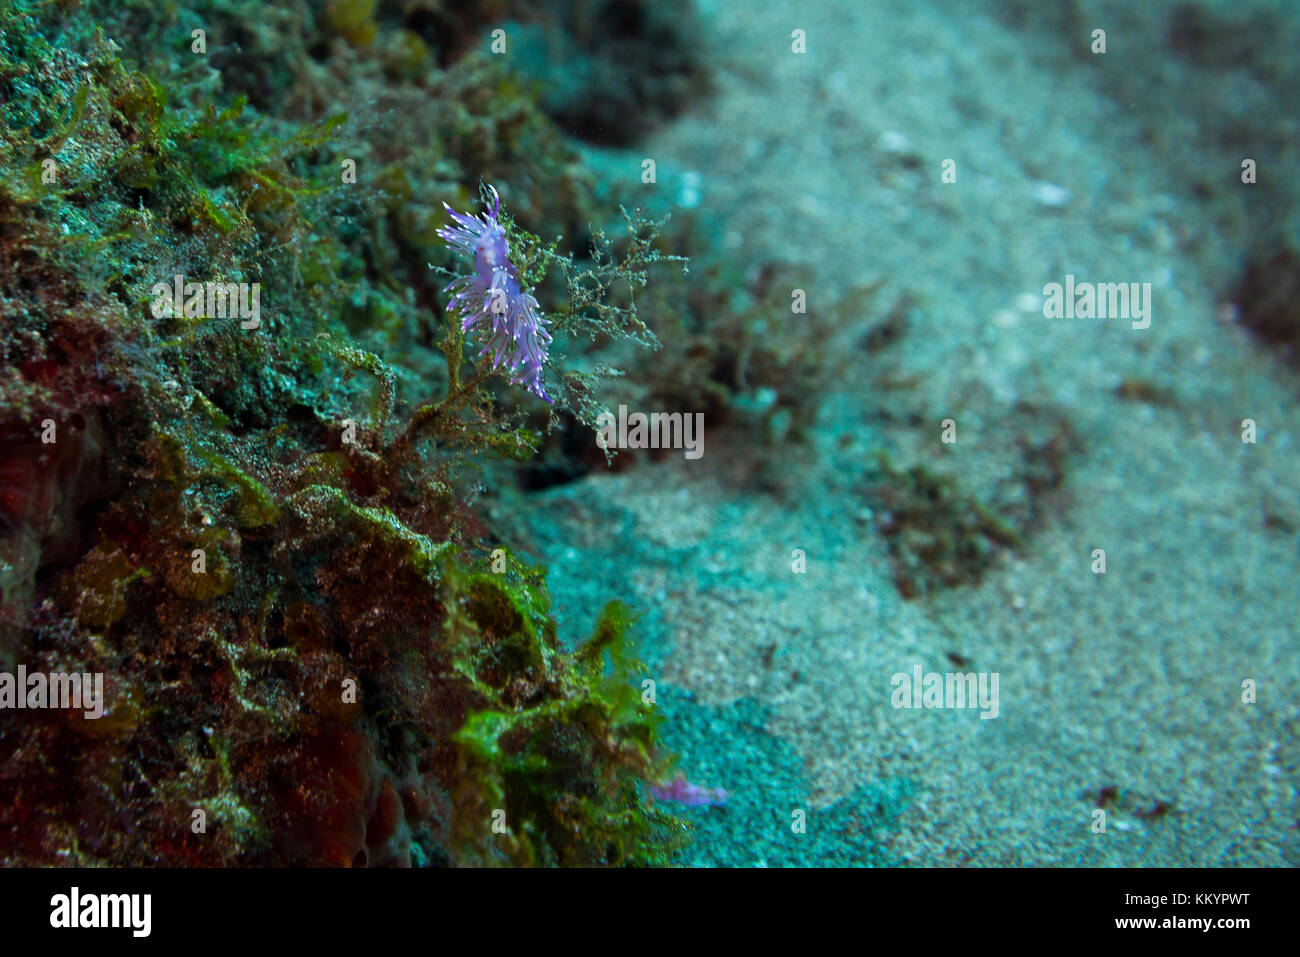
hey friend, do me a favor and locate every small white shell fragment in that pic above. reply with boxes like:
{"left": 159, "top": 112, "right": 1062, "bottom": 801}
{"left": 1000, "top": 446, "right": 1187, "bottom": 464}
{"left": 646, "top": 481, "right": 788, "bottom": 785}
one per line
{"left": 679, "top": 170, "right": 702, "bottom": 209}
{"left": 1015, "top": 292, "right": 1043, "bottom": 313}
{"left": 1031, "top": 180, "right": 1071, "bottom": 207}
{"left": 878, "top": 130, "right": 910, "bottom": 153}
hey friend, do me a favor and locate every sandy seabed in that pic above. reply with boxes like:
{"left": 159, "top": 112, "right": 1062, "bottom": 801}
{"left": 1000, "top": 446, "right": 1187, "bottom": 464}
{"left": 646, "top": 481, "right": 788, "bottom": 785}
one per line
{"left": 510, "top": 0, "right": 1300, "bottom": 866}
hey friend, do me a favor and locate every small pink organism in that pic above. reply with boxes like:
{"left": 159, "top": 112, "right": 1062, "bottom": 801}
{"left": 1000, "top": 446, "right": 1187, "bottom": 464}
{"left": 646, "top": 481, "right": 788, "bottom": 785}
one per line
{"left": 649, "top": 773, "right": 729, "bottom": 809}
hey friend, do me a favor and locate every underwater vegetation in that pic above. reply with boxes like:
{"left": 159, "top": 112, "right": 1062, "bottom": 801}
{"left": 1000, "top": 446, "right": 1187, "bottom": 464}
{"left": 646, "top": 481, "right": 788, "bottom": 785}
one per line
{"left": 0, "top": 0, "right": 732, "bottom": 866}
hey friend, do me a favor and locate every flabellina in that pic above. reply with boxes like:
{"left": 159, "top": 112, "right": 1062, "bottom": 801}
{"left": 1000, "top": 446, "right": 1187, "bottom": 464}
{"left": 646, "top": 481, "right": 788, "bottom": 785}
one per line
{"left": 437, "top": 185, "right": 554, "bottom": 403}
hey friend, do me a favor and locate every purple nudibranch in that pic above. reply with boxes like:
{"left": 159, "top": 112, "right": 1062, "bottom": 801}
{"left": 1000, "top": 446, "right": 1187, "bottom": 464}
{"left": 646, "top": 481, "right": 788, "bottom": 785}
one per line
{"left": 436, "top": 185, "right": 553, "bottom": 403}
{"left": 648, "top": 774, "right": 729, "bottom": 809}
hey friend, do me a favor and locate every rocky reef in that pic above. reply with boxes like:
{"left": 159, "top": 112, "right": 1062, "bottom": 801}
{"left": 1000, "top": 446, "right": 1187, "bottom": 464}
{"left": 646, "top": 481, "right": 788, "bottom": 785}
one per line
{"left": 0, "top": 0, "right": 719, "bottom": 867}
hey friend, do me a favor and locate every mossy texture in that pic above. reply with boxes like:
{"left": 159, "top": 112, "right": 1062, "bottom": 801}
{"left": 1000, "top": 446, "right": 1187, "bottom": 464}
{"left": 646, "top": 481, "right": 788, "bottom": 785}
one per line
{"left": 0, "top": 0, "right": 690, "bottom": 866}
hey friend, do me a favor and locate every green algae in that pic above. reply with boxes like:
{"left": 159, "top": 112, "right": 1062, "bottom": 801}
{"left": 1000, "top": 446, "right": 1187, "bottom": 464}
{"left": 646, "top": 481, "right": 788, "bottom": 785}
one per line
{"left": 286, "top": 484, "right": 453, "bottom": 584}
{"left": 192, "top": 446, "right": 282, "bottom": 530}
{"left": 0, "top": 0, "right": 704, "bottom": 868}
{"left": 449, "top": 594, "right": 684, "bottom": 866}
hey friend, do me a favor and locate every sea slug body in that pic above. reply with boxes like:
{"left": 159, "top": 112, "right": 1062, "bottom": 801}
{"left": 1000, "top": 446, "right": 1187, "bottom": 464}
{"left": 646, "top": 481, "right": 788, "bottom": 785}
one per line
{"left": 649, "top": 774, "right": 729, "bottom": 809}
{"left": 437, "top": 185, "right": 553, "bottom": 402}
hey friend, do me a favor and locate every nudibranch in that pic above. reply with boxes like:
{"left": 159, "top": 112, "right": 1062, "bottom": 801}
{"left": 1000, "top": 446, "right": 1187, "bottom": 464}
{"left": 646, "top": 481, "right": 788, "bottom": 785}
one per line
{"left": 436, "top": 185, "right": 553, "bottom": 403}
